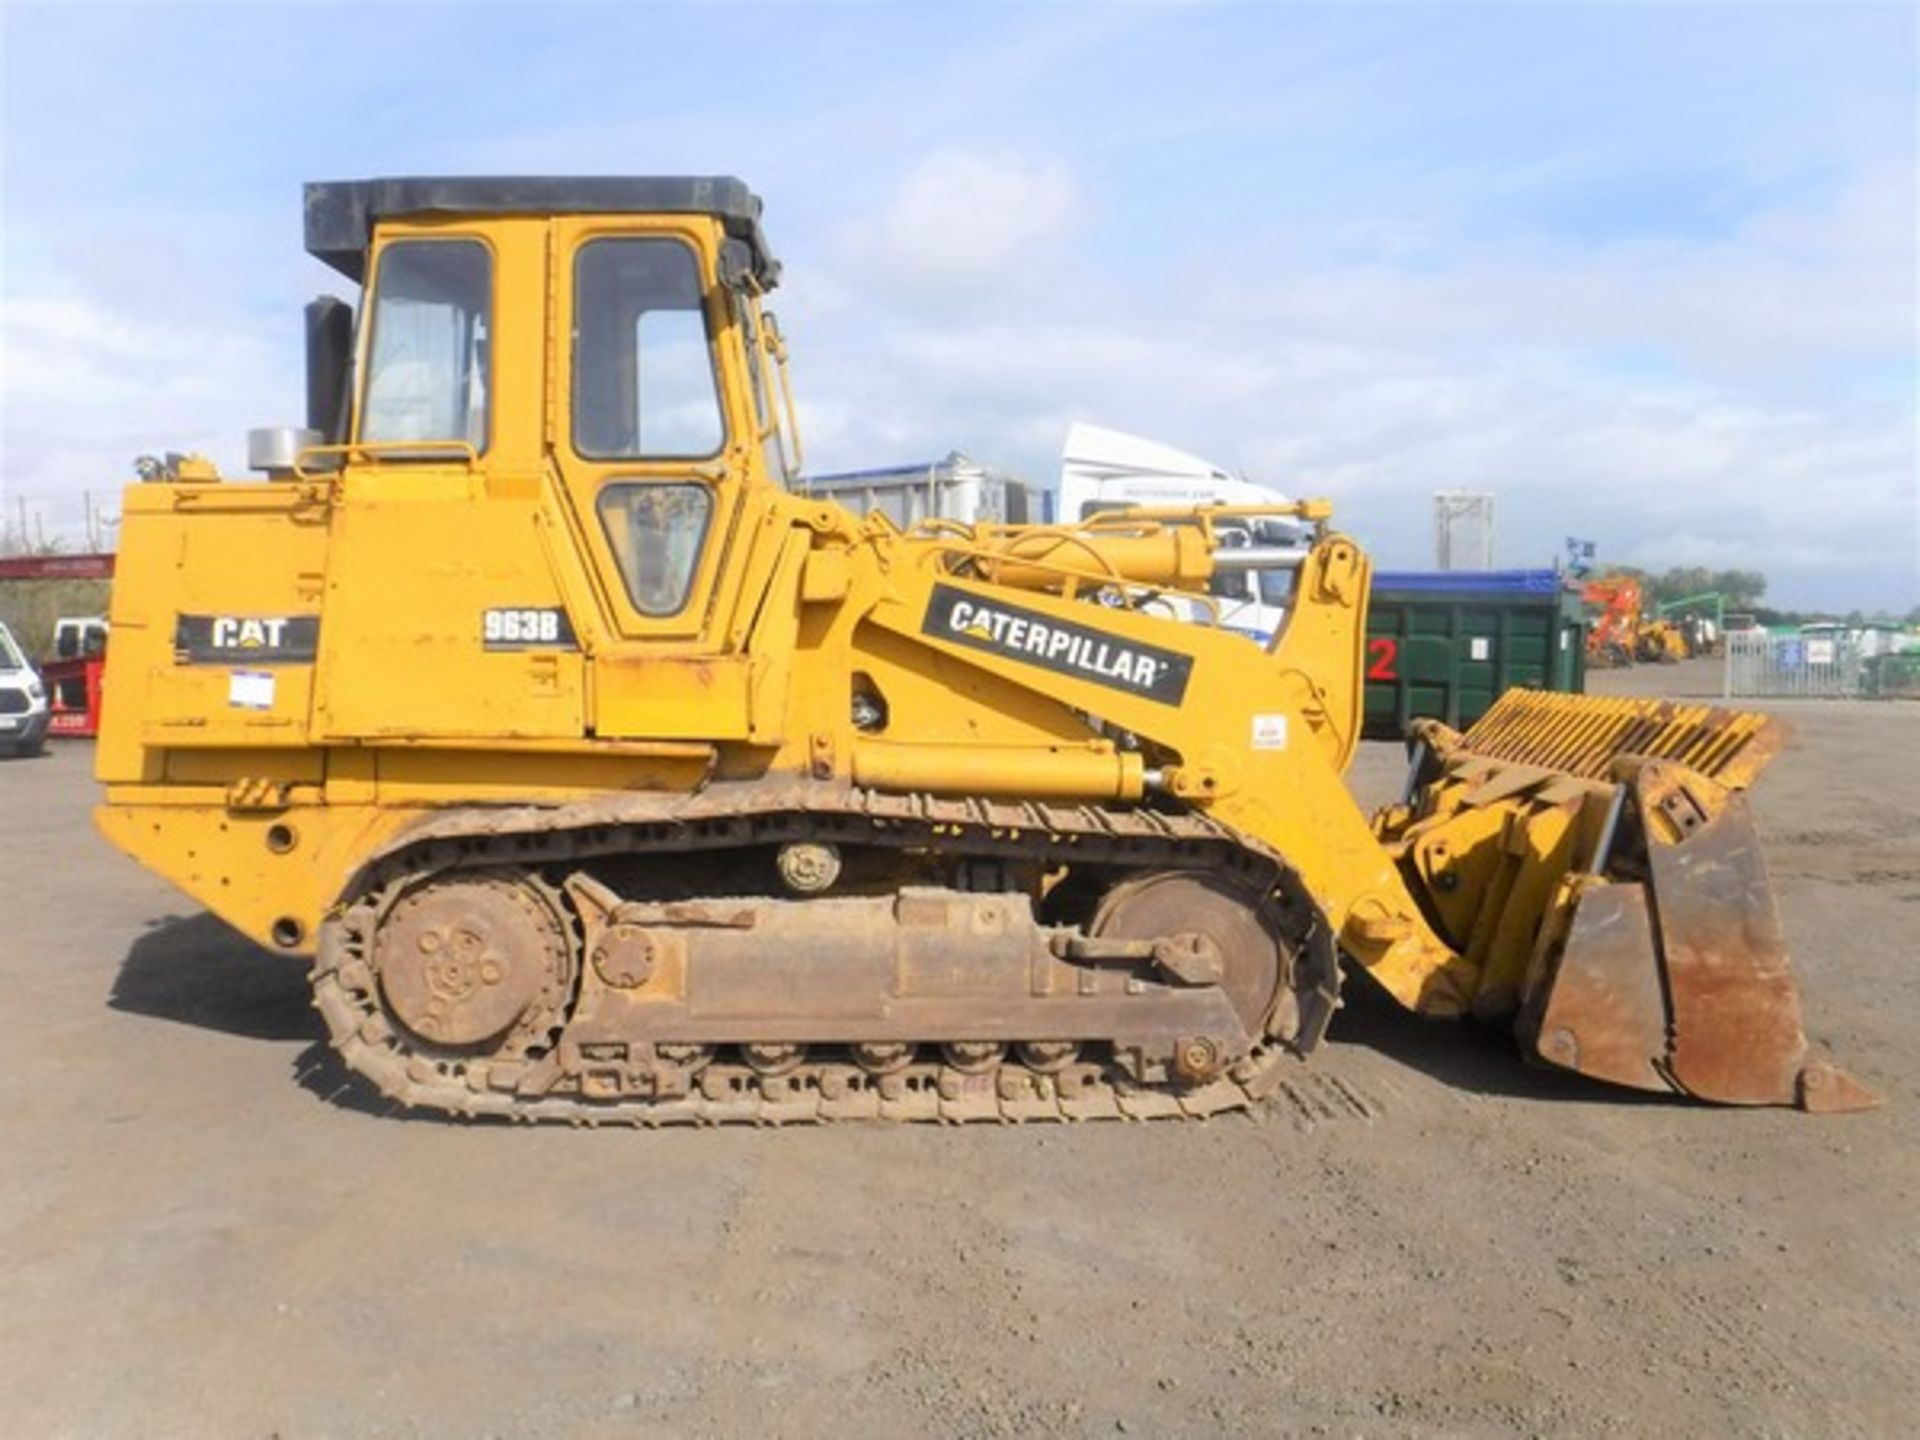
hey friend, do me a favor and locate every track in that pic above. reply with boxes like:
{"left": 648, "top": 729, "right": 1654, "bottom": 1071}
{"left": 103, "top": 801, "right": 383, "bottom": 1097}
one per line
{"left": 310, "top": 782, "right": 1341, "bottom": 1125}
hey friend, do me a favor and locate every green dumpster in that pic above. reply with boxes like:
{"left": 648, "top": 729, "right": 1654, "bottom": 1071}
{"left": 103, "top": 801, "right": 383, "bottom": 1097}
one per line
{"left": 1364, "top": 570, "right": 1587, "bottom": 740}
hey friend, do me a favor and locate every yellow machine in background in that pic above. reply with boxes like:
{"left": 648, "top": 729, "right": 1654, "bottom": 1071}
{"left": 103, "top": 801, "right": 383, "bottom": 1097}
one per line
{"left": 93, "top": 177, "right": 1873, "bottom": 1122}
{"left": 1635, "top": 616, "right": 1689, "bottom": 664}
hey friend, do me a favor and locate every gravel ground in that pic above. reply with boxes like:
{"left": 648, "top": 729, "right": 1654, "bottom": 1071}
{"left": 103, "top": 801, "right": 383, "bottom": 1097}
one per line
{"left": 1, "top": 657, "right": 1913, "bottom": 1438}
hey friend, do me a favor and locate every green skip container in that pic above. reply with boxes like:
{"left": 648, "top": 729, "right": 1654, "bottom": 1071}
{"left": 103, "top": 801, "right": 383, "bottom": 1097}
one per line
{"left": 1363, "top": 570, "right": 1587, "bottom": 740}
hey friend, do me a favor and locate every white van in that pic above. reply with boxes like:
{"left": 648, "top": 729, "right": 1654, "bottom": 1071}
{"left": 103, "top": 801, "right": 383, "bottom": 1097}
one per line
{"left": 0, "top": 621, "right": 50, "bottom": 757}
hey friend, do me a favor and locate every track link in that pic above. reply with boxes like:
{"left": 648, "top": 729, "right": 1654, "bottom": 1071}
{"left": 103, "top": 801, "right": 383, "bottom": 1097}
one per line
{"left": 310, "top": 783, "right": 1339, "bottom": 1125}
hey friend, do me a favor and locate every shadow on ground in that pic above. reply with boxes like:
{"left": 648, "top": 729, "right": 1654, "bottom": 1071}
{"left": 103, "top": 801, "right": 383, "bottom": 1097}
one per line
{"left": 1325, "top": 965, "right": 1670, "bottom": 1108}
{"left": 111, "top": 913, "right": 1665, "bottom": 1122}
{"left": 112, "top": 912, "right": 312, "bottom": 1041}
{"left": 111, "top": 911, "right": 408, "bottom": 1119}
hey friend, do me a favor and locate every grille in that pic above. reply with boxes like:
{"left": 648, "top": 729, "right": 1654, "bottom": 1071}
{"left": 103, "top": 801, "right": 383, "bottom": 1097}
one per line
{"left": 0, "top": 688, "right": 29, "bottom": 715}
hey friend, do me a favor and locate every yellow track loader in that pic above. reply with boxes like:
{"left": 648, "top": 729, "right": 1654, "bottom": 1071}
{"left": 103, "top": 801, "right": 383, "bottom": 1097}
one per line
{"left": 93, "top": 177, "right": 1874, "bottom": 1123}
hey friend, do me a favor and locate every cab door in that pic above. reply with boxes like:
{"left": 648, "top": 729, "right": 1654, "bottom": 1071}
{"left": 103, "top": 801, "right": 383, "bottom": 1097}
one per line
{"left": 547, "top": 216, "right": 763, "bottom": 740}
{"left": 311, "top": 218, "right": 590, "bottom": 744}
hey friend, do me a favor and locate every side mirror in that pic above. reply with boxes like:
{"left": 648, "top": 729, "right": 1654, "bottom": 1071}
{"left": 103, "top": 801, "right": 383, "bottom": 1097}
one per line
{"left": 304, "top": 296, "right": 354, "bottom": 443}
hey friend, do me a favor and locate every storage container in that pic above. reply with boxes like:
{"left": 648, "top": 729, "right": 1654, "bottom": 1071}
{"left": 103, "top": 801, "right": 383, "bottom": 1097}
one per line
{"left": 1364, "top": 570, "right": 1586, "bottom": 739}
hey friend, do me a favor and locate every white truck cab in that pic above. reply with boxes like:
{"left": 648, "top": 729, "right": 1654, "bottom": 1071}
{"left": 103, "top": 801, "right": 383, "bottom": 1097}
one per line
{"left": 1059, "top": 423, "right": 1305, "bottom": 641}
{"left": 0, "top": 620, "right": 50, "bottom": 757}
{"left": 51, "top": 615, "right": 108, "bottom": 661}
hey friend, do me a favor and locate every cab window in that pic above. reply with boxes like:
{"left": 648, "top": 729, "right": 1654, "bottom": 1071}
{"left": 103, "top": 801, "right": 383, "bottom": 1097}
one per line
{"left": 360, "top": 240, "right": 491, "bottom": 450}
{"left": 596, "top": 483, "right": 713, "bottom": 616}
{"left": 574, "top": 239, "right": 724, "bottom": 460}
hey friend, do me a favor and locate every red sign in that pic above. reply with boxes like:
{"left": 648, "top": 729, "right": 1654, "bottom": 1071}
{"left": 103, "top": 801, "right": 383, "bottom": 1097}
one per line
{"left": 0, "top": 553, "right": 116, "bottom": 581}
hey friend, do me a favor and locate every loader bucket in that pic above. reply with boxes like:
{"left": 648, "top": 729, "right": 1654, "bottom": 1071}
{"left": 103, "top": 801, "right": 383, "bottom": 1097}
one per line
{"left": 1386, "top": 691, "right": 1878, "bottom": 1113}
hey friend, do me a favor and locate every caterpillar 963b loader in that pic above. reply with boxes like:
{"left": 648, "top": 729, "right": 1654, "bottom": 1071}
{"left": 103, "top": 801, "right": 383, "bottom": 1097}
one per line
{"left": 93, "top": 177, "right": 1874, "bottom": 1123}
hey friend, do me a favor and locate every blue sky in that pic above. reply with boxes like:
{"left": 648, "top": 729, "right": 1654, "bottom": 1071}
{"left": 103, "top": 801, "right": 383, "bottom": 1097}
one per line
{"left": 3, "top": 1, "right": 1914, "bottom": 610}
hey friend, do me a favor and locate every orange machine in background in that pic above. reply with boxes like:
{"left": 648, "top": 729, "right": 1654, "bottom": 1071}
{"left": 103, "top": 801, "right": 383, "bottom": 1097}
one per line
{"left": 1581, "top": 577, "right": 1643, "bottom": 667}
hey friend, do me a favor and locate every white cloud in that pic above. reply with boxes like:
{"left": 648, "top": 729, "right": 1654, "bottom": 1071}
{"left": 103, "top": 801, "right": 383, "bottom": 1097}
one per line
{"left": 842, "top": 150, "right": 1080, "bottom": 300}
{"left": 785, "top": 154, "right": 1916, "bottom": 612}
{"left": 2, "top": 7, "right": 1911, "bottom": 611}
{"left": 1219, "top": 165, "right": 1913, "bottom": 390}
{"left": 0, "top": 290, "right": 300, "bottom": 530}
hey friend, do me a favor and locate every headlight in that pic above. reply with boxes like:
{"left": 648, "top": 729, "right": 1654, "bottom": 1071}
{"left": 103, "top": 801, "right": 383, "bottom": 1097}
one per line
{"left": 27, "top": 679, "right": 44, "bottom": 700}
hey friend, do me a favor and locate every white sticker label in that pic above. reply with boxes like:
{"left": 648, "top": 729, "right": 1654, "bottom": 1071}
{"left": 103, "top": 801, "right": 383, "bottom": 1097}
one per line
{"left": 1470, "top": 637, "right": 1490, "bottom": 661}
{"left": 1251, "top": 713, "right": 1289, "bottom": 750}
{"left": 229, "top": 669, "right": 275, "bottom": 710}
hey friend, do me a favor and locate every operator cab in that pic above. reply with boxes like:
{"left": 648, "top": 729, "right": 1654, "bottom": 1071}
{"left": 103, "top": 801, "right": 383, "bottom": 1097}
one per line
{"left": 304, "top": 176, "right": 798, "bottom": 617}
{"left": 291, "top": 177, "right": 806, "bottom": 744}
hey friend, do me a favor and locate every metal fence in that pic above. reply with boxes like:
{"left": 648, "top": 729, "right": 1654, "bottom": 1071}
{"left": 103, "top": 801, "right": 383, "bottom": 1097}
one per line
{"left": 1725, "top": 631, "right": 1868, "bottom": 698}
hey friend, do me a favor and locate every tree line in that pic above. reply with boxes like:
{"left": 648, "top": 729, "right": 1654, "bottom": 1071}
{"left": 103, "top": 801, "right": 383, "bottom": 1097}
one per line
{"left": 1596, "top": 565, "right": 1918, "bottom": 628}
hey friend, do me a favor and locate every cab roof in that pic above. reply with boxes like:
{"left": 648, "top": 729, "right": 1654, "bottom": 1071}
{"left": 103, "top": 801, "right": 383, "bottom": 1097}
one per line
{"left": 303, "top": 176, "right": 779, "bottom": 288}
